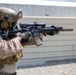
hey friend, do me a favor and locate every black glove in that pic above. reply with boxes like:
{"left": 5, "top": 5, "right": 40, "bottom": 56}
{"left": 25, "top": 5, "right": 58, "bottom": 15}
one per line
{"left": 47, "top": 25, "right": 59, "bottom": 36}
{"left": 47, "top": 30, "right": 59, "bottom": 35}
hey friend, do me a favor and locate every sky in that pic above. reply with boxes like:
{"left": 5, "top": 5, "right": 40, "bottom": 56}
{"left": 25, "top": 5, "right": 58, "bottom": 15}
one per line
{"left": 43, "top": 0, "right": 76, "bottom": 2}
{"left": 0, "top": 0, "right": 76, "bottom": 6}
{"left": 0, "top": 0, "right": 76, "bottom": 4}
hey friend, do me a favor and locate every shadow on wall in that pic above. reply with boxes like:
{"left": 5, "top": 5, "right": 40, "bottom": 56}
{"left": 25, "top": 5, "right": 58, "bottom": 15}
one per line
{"left": 17, "top": 59, "right": 76, "bottom": 69}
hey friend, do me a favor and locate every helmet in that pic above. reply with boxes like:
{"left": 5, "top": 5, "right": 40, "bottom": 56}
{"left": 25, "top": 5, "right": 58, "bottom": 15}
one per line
{"left": 0, "top": 7, "right": 22, "bottom": 29}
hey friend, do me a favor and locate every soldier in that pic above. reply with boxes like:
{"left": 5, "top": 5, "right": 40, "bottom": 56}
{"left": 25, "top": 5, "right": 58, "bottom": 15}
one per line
{"left": 0, "top": 7, "right": 43, "bottom": 75}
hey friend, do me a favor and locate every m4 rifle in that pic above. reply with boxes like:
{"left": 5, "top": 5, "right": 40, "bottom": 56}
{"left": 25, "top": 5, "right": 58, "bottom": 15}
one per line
{"left": 0, "top": 22, "right": 73, "bottom": 46}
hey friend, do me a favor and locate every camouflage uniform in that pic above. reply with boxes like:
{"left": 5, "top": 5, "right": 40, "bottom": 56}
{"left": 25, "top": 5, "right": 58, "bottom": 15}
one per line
{"left": 0, "top": 7, "right": 23, "bottom": 75}
{"left": 0, "top": 7, "right": 43, "bottom": 75}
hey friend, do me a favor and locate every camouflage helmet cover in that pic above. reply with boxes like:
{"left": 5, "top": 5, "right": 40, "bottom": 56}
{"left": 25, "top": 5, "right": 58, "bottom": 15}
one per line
{"left": 0, "top": 7, "right": 22, "bottom": 29}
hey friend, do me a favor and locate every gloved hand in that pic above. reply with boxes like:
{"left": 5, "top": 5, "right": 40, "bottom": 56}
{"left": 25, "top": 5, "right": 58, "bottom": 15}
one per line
{"left": 46, "top": 25, "right": 60, "bottom": 35}
{"left": 17, "top": 32, "right": 44, "bottom": 46}
{"left": 20, "top": 32, "right": 31, "bottom": 44}
{"left": 46, "top": 30, "right": 59, "bottom": 35}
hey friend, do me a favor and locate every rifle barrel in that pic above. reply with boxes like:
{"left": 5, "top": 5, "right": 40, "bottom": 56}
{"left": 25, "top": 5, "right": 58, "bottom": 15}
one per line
{"left": 60, "top": 29, "right": 73, "bottom": 31}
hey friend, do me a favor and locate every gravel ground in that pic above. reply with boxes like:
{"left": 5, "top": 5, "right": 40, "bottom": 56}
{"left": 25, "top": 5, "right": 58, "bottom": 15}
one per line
{"left": 17, "top": 59, "right": 76, "bottom": 75}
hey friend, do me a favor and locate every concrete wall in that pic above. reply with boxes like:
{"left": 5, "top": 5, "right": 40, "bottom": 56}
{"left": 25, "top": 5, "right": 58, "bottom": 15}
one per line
{"left": 17, "top": 16, "right": 76, "bottom": 67}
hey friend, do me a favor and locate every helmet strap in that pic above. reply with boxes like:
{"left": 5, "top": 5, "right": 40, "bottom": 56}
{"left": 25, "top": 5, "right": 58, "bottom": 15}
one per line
{"left": 4, "top": 29, "right": 9, "bottom": 39}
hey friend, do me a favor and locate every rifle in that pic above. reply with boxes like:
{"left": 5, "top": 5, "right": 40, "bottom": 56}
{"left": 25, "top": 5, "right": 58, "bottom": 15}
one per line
{"left": 0, "top": 22, "right": 73, "bottom": 46}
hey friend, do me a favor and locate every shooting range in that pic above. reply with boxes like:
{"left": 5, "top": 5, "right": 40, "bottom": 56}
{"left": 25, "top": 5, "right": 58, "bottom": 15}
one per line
{"left": 0, "top": 3, "right": 76, "bottom": 67}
